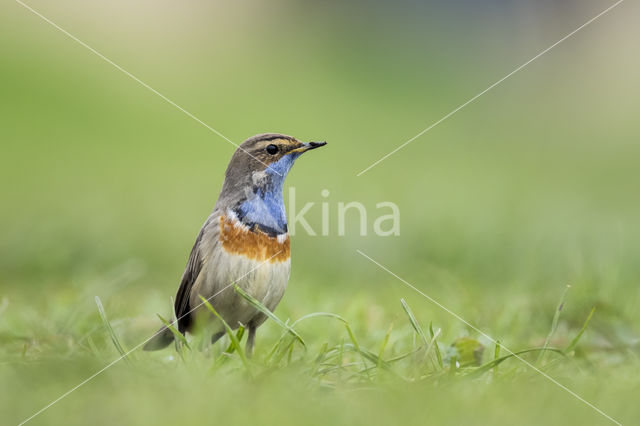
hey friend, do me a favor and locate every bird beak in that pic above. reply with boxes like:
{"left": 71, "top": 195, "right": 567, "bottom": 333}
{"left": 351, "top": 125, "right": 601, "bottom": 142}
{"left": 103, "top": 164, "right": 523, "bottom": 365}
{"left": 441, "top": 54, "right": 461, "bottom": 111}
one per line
{"left": 289, "top": 141, "right": 327, "bottom": 154}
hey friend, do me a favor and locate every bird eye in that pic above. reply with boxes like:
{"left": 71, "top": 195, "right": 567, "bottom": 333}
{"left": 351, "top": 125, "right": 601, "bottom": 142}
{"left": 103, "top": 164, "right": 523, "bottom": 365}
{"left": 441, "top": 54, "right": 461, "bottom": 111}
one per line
{"left": 266, "top": 144, "right": 279, "bottom": 155}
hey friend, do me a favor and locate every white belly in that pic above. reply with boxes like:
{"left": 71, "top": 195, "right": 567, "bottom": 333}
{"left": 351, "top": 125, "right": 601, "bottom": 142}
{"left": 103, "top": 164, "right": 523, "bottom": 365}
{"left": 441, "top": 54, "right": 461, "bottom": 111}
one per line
{"left": 190, "top": 247, "right": 291, "bottom": 329}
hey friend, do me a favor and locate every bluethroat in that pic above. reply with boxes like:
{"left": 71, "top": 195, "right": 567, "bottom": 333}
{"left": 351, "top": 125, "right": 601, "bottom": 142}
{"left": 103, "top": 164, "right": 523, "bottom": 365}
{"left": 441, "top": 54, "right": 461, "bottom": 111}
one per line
{"left": 144, "top": 134, "right": 326, "bottom": 356}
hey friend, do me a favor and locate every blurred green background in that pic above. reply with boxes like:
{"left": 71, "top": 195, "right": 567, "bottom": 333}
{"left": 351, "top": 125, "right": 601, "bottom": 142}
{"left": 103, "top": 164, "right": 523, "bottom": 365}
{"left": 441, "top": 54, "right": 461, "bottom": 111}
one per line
{"left": 1, "top": 0, "right": 639, "bottom": 425}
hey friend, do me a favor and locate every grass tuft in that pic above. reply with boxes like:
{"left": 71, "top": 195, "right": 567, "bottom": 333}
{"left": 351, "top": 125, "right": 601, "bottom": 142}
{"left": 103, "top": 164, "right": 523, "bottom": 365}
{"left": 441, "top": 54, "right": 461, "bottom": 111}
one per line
{"left": 199, "top": 295, "right": 252, "bottom": 376}
{"left": 234, "top": 285, "right": 306, "bottom": 348}
{"left": 95, "top": 296, "right": 130, "bottom": 364}
{"left": 566, "top": 307, "right": 596, "bottom": 354}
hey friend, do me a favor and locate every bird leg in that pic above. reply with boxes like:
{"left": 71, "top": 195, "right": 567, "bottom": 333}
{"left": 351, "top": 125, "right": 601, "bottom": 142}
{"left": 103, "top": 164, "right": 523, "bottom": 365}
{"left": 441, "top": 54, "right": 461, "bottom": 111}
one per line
{"left": 246, "top": 327, "right": 257, "bottom": 358}
{"left": 211, "top": 331, "right": 225, "bottom": 344}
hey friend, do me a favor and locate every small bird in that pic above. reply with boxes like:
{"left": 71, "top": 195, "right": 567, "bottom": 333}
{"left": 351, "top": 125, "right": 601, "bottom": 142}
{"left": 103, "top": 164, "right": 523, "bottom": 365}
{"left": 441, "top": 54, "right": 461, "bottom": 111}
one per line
{"left": 144, "top": 133, "right": 326, "bottom": 355}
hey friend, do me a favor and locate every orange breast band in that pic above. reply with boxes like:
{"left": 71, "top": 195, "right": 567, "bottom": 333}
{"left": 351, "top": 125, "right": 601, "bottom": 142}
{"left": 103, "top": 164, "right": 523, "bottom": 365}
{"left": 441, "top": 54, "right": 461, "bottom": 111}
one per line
{"left": 219, "top": 215, "right": 290, "bottom": 262}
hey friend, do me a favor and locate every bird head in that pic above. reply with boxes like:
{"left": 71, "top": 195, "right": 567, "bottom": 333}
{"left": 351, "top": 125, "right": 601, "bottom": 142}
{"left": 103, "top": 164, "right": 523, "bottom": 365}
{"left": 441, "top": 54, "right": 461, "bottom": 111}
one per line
{"left": 219, "top": 133, "right": 327, "bottom": 206}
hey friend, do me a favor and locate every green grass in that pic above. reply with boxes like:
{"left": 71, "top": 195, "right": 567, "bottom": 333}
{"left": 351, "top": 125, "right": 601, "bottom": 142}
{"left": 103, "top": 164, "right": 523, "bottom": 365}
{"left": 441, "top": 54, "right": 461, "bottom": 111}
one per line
{"left": 2, "top": 277, "right": 637, "bottom": 425}
{"left": 1, "top": 1, "right": 640, "bottom": 425}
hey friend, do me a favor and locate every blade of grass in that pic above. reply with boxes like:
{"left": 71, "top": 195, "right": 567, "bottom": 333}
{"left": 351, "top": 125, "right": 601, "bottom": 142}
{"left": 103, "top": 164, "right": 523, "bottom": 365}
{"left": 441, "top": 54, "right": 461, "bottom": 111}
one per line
{"left": 267, "top": 319, "right": 299, "bottom": 366}
{"left": 429, "top": 322, "right": 443, "bottom": 369}
{"left": 310, "top": 342, "right": 330, "bottom": 379}
{"left": 385, "top": 346, "right": 423, "bottom": 363}
{"left": 86, "top": 335, "right": 100, "bottom": 357}
{"left": 223, "top": 327, "right": 245, "bottom": 354}
{"left": 343, "top": 322, "right": 372, "bottom": 380}
{"left": 287, "top": 341, "right": 295, "bottom": 364}
{"left": 290, "top": 312, "right": 348, "bottom": 328}
{"left": 470, "top": 347, "right": 566, "bottom": 377}
{"left": 270, "top": 334, "right": 297, "bottom": 366}
{"left": 566, "top": 306, "right": 596, "bottom": 353}
{"left": 264, "top": 337, "right": 282, "bottom": 365}
{"left": 156, "top": 314, "right": 190, "bottom": 350}
{"left": 314, "top": 342, "right": 329, "bottom": 365}
{"left": 449, "top": 355, "right": 458, "bottom": 375}
{"left": 400, "top": 299, "right": 428, "bottom": 345}
{"left": 537, "top": 285, "right": 571, "bottom": 364}
{"left": 213, "top": 327, "right": 246, "bottom": 370}
{"left": 377, "top": 322, "right": 394, "bottom": 380}
{"left": 342, "top": 343, "right": 404, "bottom": 379}
{"left": 234, "top": 285, "right": 305, "bottom": 347}
{"left": 95, "top": 296, "right": 130, "bottom": 364}
{"left": 199, "top": 296, "right": 252, "bottom": 376}
{"left": 493, "top": 340, "right": 501, "bottom": 379}
{"left": 344, "top": 323, "right": 360, "bottom": 353}
{"left": 420, "top": 326, "right": 442, "bottom": 373}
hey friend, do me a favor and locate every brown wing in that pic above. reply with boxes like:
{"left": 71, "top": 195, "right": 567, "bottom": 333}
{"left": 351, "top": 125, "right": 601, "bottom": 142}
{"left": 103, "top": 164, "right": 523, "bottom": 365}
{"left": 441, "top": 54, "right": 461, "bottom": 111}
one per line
{"left": 174, "top": 213, "right": 219, "bottom": 333}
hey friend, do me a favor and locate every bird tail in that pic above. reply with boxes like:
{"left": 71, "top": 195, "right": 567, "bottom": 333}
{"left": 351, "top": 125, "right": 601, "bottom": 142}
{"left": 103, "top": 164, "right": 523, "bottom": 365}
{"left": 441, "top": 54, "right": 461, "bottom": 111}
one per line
{"left": 143, "top": 326, "right": 175, "bottom": 351}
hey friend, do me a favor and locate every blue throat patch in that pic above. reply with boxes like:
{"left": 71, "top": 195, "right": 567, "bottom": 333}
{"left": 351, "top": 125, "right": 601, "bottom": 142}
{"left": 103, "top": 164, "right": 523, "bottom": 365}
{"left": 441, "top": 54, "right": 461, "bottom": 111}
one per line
{"left": 235, "top": 153, "right": 300, "bottom": 236}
